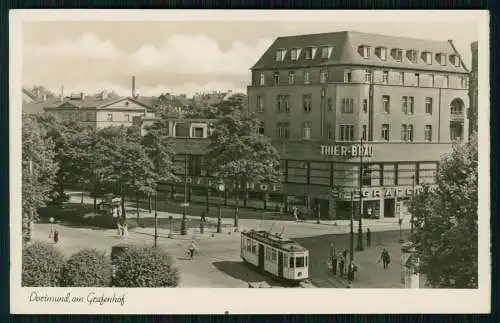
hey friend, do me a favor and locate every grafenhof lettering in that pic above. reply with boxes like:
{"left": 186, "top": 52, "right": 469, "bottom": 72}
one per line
{"left": 321, "top": 144, "right": 373, "bottom": 158}
{"left": 161, "top": 177, "right": 281, "bottom": 192}
{"left": 332, "top": 185, "right": 437, "bottom": 199}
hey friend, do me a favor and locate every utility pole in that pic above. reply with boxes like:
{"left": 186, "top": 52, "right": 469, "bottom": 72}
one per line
{"left": 411, "top": 175, "right": 415, "bottom": 234}
{"left": 350, "top": 172, "right": 355, "bottom": 263}
{"left": 356, "top": 136, "right": 364, "bottom": 251}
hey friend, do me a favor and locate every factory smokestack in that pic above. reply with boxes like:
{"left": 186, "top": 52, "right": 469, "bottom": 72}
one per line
{"left": 132, "top": 76, "right": 136, "bottom": 98}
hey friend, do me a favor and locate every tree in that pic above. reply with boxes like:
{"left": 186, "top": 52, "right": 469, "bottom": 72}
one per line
{"left": 409, "top": 134, "right": 478, "bottom": 288}
{"left": 100, "top": 126, "right": 159, "bottom": 220}
{"left": 22, "top": 115, "right": 58, "bottom": 242}
{"left": 206, "top": 109, "right": 280, "bottom": 223}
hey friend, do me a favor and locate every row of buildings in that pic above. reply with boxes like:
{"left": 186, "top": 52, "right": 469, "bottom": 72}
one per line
{"left": 24, "top": 31, "right": 479, "bottom": 221}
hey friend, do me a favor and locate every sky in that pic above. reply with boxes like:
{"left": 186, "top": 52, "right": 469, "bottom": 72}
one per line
{"left": 22, "top": 17, "right": 481, "bottom": 97}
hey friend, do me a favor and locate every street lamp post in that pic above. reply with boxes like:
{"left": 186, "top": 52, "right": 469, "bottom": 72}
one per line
{"left": 180, "top": 153, "right": 188, "bottom": 236}
{"left": 49, "top": 217, "right": 54, "bottom": 238}
{"left": 410, "top": 175, "right": 415, "bottom": 234}
{"left": 154, "top": 192, "right": 158, "bottom": 247}
{"left": 356, "top": 137, "right": 364, "bottom": 251}
{"left": 349, "top": 177, "right": 355, "bottom": 263}
{"left": 168, "top": 215, "right": 173, "bottom": 238}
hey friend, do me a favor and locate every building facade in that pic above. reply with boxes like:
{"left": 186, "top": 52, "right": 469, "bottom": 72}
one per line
{"left": 244, "top": 31, "right": 470, "bottom": 220}
{"left": 42, "top": 92, "right": 153, "bottom": 129}
{"left": 469, "top": 41, "right": 478, "bottom": 137}
{"left": 142, "top": 31, "right": 470, "bottom": 221}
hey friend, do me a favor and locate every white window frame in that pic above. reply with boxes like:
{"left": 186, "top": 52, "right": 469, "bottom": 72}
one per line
{"left": 424, "top": 52, "right": 432, "bottom": 65}
{"left": 275, "top": 49, "right": 286, "bottom": 62}
{"left": 290, "top": 48, "right": 301, "bottom": 61}
{"left": 382, "top": 95, "right": 390, "bottom": 114}
{"left": 424, "top": 125, "right": 433, "bottom": 142}
{"left": 260, "top": 73, "right": 265, "bottom": 86}
{"left": 303, "top": 122, "right": 311, "bottom": 140}
{"left": 379, "top": 47, "right": 387, "bottom": 60}
{"left": 304, "top": 71, "right": 311, "bottom": 84}
{"left": 425, "top": 97, "right": 433, "bottom": 114}
{"left": 288, "top": 71, "right": 296, "bottom": 85}
{"left": 320, "top": 69, "right": 328, "bottom": 83}
{"left": 359, "top": 45, "right": 370, "bottom": 59}
{"left": 256, "top": 96, "right": 264, "bottom": 113}
{"left": 364, "top": 70, "right": 372, "bottom": 83}
{"left": 381, "top": 124, "right": 390, "bottom": 141}
{"left": 344, "top": 70, "right": 352, "bottom": 83}
{"left": 273, "top": 72, "right": 280, "bottom": 85}
{"left": 382, "top": 71, "right": 389, "bottom": 84}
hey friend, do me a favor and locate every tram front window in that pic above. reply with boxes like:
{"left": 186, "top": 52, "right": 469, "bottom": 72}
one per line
{"left": 295, "top": 257, "right": 305, "bottom": 268}
{"left": 289, "top": 257, "right": 295, "bottom": 268}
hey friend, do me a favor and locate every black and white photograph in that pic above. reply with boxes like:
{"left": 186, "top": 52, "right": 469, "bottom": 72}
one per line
{"left": 10, "top": 10, "right": 490, "bottom": 314}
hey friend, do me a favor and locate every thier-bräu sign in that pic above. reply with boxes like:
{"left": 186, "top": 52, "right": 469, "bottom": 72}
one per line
{"left": 320, "top": 144, "right": 373, "bottom": 158}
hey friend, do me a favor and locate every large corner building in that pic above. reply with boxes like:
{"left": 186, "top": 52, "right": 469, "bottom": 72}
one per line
{"left": 157, "top": 31, "right": 470, "bottom": 221}
{"left": 245, "top": 31, "right": 470, "bottom": 220}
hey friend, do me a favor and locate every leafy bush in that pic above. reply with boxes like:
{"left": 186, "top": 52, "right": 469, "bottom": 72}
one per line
{"left": 22, "top": 241, "right": 64, "bottom": 287}
{"left": 60, "top": 249, "right": 112, "bottom": 287}
{"left": 113, "top": 246, "right": 180, "bottom": 287}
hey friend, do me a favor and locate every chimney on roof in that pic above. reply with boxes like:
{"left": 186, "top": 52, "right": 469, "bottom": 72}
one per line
{"left": 132, "top": 76, "right": 136, "bottom": 97}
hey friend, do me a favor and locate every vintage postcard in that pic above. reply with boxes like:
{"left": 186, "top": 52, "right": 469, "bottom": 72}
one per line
{"left": 10, "top": 9, "right": 490, "bottom": 314}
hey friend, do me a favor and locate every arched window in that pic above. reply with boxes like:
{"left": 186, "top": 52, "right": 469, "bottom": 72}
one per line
{"left": 450, "top": 98, "right": 464, "bottom": 115}
{"left": 450, "top": 98, "right": 465, "bottom": 141}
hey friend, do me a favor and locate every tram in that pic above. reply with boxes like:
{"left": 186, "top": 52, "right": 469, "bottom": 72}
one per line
{"left": 240, "top": 229, "right": 309, "bottom": 284}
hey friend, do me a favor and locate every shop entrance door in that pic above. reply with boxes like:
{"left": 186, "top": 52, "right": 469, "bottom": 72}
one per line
{"left": 384, "top": 199, "right": 395, "bottom": 218}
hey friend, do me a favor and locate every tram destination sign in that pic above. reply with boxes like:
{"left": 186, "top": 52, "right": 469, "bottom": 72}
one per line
{"left": 320, "top": 144, "right": 373, "bottom": 158}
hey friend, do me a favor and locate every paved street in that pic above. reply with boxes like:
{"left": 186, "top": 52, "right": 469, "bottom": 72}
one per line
{"left": 35, "top": 193, "right": 411, "bottom": 288}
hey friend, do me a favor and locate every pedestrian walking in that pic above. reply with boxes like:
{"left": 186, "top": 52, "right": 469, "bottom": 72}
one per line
{"left": 380, "top": 248, "right": 391, "bottom": 269}
{"left": 187, "top": 241, "right": 197, "bottom": 259}
{"left": 342, "top": 249, "right": 348, "bottom": 260}
{"left": 53, "top": 230, "right": 59, "bottom": 244}
{"left": 347, "top": 262, "right": 358, "bottom": 284}
{"left": 366, "top": 228, "right": 372, "bottom": 247}
{"left": 331, "top": 253, "right": 338, "bottom": 275}
{"left": 201, "top": 211, "right": 207, "bottom": 223}
{"left": 292, "top": 206, "right": 299, "bottom": 222}
{"left": 338, "top": 254, "right": 345, "bottom": 277}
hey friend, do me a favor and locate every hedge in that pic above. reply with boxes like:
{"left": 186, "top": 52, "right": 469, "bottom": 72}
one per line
{"left": 22, "top": 241, "right": 64, "bottom": 287}
{"left": 112, "top": 246, "right": 180, "bottom": 287}
{"left": 60, "top": 249, "right": 112, "bottom": 287}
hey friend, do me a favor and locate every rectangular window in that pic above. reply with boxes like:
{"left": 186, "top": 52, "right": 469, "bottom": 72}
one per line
{"left": 392, "top": 48, "right": 403, "bottom": 62}
{"left": 407, "top": 125, "right": 414, "bottom": 142}
{"left": 401, "top": 124, "right": 407, "bottom": 141}
{"left": 381, "top": 124, "right": 390, "bottom": 141}
{"left": 409, "top": 96, "right": 414, "bottom": 114}
{"left": 364, "top": 70, "right": 372, "bottom": 83}
{"left": 289, "top": 257, "right": 295, "bottom": 268}
{"left": 290, "top": 48, "right": 300, "bottom": 61}
{"left": 303, "top": 94, "right": 312, "bottom": 113}
{"left": 407, "top": 50, "right": 418, "bottom": 63}
{"left": 107, "top": 113, "right": 113, "bottom": 121}
{"left": 256, "top": 95, "right": 264, "bottom": 113}
{"left": 327, "top": 124, "right": 334, "bottom": 139}
{"left": 277, "top": 122, "right": 290, "bottom": 138}
{"left": 125, "top": 113, "right": 130, "bottom": 122}
{"left": 302, "top": 122, "right": 311, "bottom": 140}
{"left": 425, "top": 97, "right": 433, "bottom": 114}
{"left": 444, "top": 75, "right": 449, "bottom": 88}
{"left": 341, "top": 98, "right": 354, "bottom": 113}
{"left": 362, "top": 125, "right": 367, "bottom": 141}
{"left": 344, "top": 71, "right": 352, "bottom": 83}
{"left": 436, "top": 53, "right": 446, "bottom": 66}
{"left": 424, "top": 125, "right": 433, "bottom": 142}
{"left": 288, "top": 71, "right": 296, "bottom": 85}
{"left": 382, "top": 95, "right": 390, "bottom": 113}
{"left": 273, "top": 72, "right": 280, "bottom": 85}
{"left": 295, "top": 256, "right": 305, "bottom": 268}
{"left": 275, "top": 49, "right": 286, "bottom": 61}
{"left": 362, "top": 99, "right": 368, "bottom": 113}
{"left": 304, "top": 47, "right": 313, "bottom": 59}
{"left": 327, "top": 97, "right": 333, "bottom": 112}
{"left": 423, "top": 52, "right": 432, "bottom": 64}
{"left": 401, "top": 96, "right": 408, "bottom": 114}
{"left": 415, "top": 73, "right": 420, "bottom": 86}
{"left": 276, "top": 95, "right": 290, "bottom": 113}
{"left": 304, "top": 71, "right": 310, "bottom": 84}
{"left": 320, "top": 69, "right": 327, "bottom": 83}
{"left": 461, "top": 76, "right": 468, "bottom": 88}
{"left": 382, "top": 71, "right": 389, "bottom": 84}
{"left": 321, "top": 46, "right": 330, "bottom": 59}
{"left": 260, "top": 73, "right": 265, "bottom": 86}
{"left": 399, "top": 72, "right": 405, "bottom": 85}
{"left": 339, "top": 124, "right": 354, "bottom": 141}
{"left": 379, "top": 47, "right": 387, "bottom": 60}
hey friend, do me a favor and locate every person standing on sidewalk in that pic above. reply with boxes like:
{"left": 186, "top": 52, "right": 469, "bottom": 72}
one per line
{"left": 292, "top": 206, "right": 299, "bottom": 222}
{"left": 380, "top": 248, "right": 391, "bottom": 269}
{"left": 366, "top": 228, "right": 372, "bottom": 247}
{"left": 53, "top": 230, "right": 59, "bottom": 244}
{"left": 201, "top": 211, "right": 207, "bottom": 223}
{"left": 338, "top": 253, "right": 345, "bottom": 277}
{"left": 331, "top": 253, "right": 338, "bottom": 275}
{"left": 347, "top": 261, "right": 357, "bottom": 287}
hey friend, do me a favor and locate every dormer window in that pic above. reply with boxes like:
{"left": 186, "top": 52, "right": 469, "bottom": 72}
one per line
{"left": 376, "top": 47, "right": 387, "bottom": 60}
{"left": 304, "top": 47, "right": 317, "bottom": 60}
{"left": 391, "top": 48, "right": 403, "bottom": 62}
{"left": 290, "top": 48, "right": 301, "bottom": 61}
{"left": 436, "top": 53, "right": 446, "bottom": 66}
{"left": 407, "top": 49, "right": 418, "bottom": 63}
{"left": 422, "top": 51, "right": 432, "bottom": 65}
{"left": 320, "top": 46, "right": 334, "bottom": 59}
{"left": 275, "top": 49, "right": 287, "bottom": 62}
{"left": 450, "top": 54, "right": 461, "bottom": 67}
{"left": 358, "top": 45, "right": 370, "bottom": 59}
